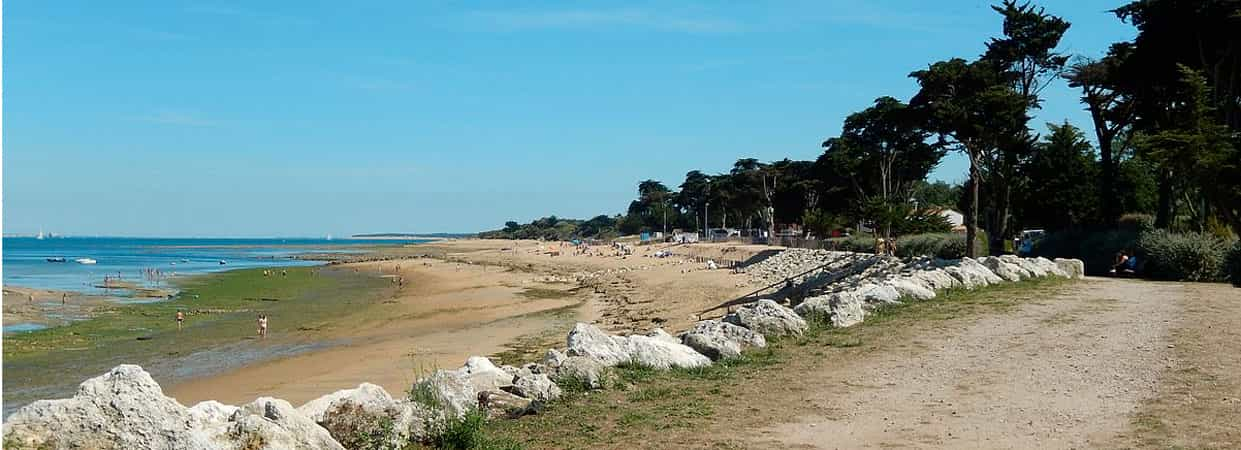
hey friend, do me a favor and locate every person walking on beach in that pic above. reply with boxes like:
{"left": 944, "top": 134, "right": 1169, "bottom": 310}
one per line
{"left": 62, "top": 293, "right": 67, "bottom": 306}
{"left": 257, "top": 314, "right": 268, "bottom": 338}
{"left": 176, "top": 310, "right": 185, "bottom": 331}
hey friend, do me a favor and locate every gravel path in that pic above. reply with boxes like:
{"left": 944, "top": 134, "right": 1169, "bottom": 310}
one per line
{"left": 753, "top": 277, "right": 1186, "bottom": 449}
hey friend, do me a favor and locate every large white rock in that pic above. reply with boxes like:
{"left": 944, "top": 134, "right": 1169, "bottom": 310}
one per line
{"left": 228, "top": 397, "right": 346, "bottom": 450}
{"left": 1030, "top": 257, "right": 1069, "bottom": 277}
{"left": 888, "top": 278, "right": 936, "bottom": 300}
{"left": 723, "top": 299, "right": 808, "bottom": 337}
{"left": 298, "top": 383, "right": 430, "bottom": 448}
{"left": 795, "top": 292, "right": 867, "bottom": 328}
{"left": 908, "top": 268, "right": 960, "bottom": 290}
{"left": 510, "top": 373, "right": 562, "bottom": 402}
{"left": 2, "top": 365, "right": 220, "bottom": 450}
{"left": 854, "top": 283, "right": 902, "bottom": 305}
{"left": 999, "top": 255, "right": 1044, "bottom": 278}
{"left": 946, "top": 258, "right": 1003, "bottom": 288}
{"left": 981, "top": 256, "right": 1026, "bottom": 282}
{"left": 189, "top": 400, "right": 239, "bottom": 425}
{"left": 679, "top": 319, "right": 767, "bottom": 360}
{"left": 410, "top": 369, "right": 478, "bottom": 418}
{"left": 456, "top": 356, "right": 515, "bottom": 393}
{"left": 551, "top": 356, "right": 608, "bottom": 389}
{"left": 1054, "top": 258, "right": 1086, "bottom": 278}
{"left": 565, "top": 323, "right": 711, "bottom": 369}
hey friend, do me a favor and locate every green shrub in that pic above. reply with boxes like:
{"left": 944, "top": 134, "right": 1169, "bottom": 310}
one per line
{"left": 1135, "top": 230, "right": 1231, "bottom": 281}
{"left": 1226, "top": 241, "right": 1241, "bottom": 287}
{"left": 895, "top": 232, "right": 987, "bottom": 259}
{"left": 1118, "top": 213, "right": 1155, "bottom": 233}
{"left": 425, "top": 409, "right": 523, "bottom": 450}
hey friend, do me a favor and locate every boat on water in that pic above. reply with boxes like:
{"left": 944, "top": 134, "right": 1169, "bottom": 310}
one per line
{"left": 46, "top": 257, "right": 67, "bottom": 263}
{"left": 75, "top": 258, "right": 97, "bottom": 265}
{"left": 218, "top": 260, "right": 227, "bottom": 265}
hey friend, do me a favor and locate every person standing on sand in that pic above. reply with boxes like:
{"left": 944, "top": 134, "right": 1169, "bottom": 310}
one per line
{"left": 176, "top": 310, "right": 185, "bottom": 331}
{"left": 62, "top": 293, "right": 67, "bottom": 305}
{"left": 257, "top": 314, "right": 268, "bottom": 338}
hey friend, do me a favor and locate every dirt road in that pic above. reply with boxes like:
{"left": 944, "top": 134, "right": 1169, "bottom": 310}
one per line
{"left": 751, "top": 278, "right": 1240, "bottom": 449}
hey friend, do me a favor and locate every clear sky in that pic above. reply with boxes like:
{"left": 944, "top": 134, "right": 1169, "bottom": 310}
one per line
{"left": 3, "top": 1, "right": 1137, "bottom": 237}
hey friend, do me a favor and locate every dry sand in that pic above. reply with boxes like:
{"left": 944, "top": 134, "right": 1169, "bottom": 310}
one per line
{"left": 167, "top": 239, "right": 760, "bottom": 407}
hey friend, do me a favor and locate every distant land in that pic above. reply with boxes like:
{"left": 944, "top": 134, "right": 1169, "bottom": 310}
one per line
{"left": 349, "top": 233, "right": 476, "bottom": 239}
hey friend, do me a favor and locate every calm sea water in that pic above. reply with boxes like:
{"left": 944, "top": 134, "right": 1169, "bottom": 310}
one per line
{"left": 3, "top": 237, "right": 426, "bottom": 294}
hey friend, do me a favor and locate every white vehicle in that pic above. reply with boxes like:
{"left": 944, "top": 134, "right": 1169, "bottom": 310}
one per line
{"left": 74, "top": 258, "right": 97, "bottom": 265}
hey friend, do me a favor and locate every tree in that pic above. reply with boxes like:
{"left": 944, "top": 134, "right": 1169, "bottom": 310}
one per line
{"left": 821, "top": 96, "right": 945, "bottom": 252}
{"left": 1135, "top": 65, "right": 1237, "bottom": 232}
{"left": 1112, "top": 0, "right": 1241, "bottom": 231}
{"left": 677, "top": 171, "right": 711, "bottom": 232}
{"left": 910, "top": 58, "right": 1028, "bottom": 257}
{"left": 979, "top": 0, "right": 1071, "bottom": 254}
{"left": 910, "top": 180, "right": 962, "bottom": 208}
{"left": 1064, "top": 45, "right": 1137, "bottom": 226}
{"left": 1018, "top": 121, "right": 1101, "bottom": 231}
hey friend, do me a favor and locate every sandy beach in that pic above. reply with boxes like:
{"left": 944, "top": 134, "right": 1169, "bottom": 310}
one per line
{"left": 4, "top": 239, "right": 762, "bottom": 413}
{"left": 166, "top": 239, "right": 758, "bottom": 406}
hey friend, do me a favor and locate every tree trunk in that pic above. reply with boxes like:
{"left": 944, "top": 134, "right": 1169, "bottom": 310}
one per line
{"left": 1155, "top": 169, "right": 1173, "bottom": 229}
{"left": 1098, "top": 137, "right": 1118, "bottom": 226}
{"left": 966, "top": 161, "right": 980, "bottom": 258}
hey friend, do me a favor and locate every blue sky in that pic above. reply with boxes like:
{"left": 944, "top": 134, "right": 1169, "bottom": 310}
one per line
{"left": 4, "top": 1, "right": 1136, "bottom": 236}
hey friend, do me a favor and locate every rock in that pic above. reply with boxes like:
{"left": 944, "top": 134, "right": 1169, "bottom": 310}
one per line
{"left": 565, "top": 323, "right": 711, "bottom": 369}
{"left": 887, "top": 278, "right": 936, "bottom": 301}
{"left": 1054, "top": 258, "right": 1085, "bottom": 278}
{"left": 723, "top": 299, "right": 808, "bottom": 337}
{"left": 410, "top": 369, "right": 478, "bottom": 418}
{"left": 542, "top": 348, "right": 568, "bottom": 368}
{"left": 456, "top": 356, "right": 514, "bottom": 393}
{"left": 678, "top": 319, "right": 767, "bottom": 360}
{"left": 2, "top": 365, "right": 220, "bottom": 450}
{"left": 478, "top": 390, "right": 534, "bottom": 419}
{"left": 551, "top": 356, "right": 608, "bottom": 389}
{"left": 980, "top": 256, "right": 1025, "bottom": 282}
{"left": 509, "top": 373, "right": 562, "bottom": 402}
{"left": 999, "top": 255, "right": 1043, "bottom": 278}
{"left": 908, "top": 268, "right": 960, "bottom": 291}
{"left": 645, "top": 328, "right": 679, "bottom": 345}
{"left": 189, "top": 400, "right": 239, "bottom": 424}
{"left": 855, "top": 283, "right": 902, "bottom": 305}
{"left": 1031, "top": 257, "right": 1069, "bottom": 277}
{"left": 522, "top": 362, "right": 550, "bottom": 375}
{"left": 298, "top": 383, "right": 430, "bottom": 448}
{"left": 945, "top": 258, "right": 1002, "bottom": 288}
{"left": 229, "top": 397, "right": 346, "bottom": 450}
{"left": 795, "top": 292, "right": 866, "bottom": 327}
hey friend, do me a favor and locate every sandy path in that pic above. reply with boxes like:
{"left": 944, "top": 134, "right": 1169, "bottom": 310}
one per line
{"left": 754, "top": 278, "right": 1185, "bottom": 449}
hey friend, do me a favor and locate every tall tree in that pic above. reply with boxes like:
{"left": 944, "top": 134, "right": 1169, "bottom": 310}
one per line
{"left": 979, "top": 0, "right": 1071, "bottom": 253}
{"left": 910, "top": 58, "right": 1028, "bottom": 257}
{"left": 821, "top": 96, "right": 945, "bottom": 252}
{"left": 1064, "top": 44, "right": 1137, "bottom": 226}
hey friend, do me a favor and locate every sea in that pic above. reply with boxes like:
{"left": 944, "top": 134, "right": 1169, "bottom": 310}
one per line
{"left": 2, "top": 236, "right": 427, "bottom": 295}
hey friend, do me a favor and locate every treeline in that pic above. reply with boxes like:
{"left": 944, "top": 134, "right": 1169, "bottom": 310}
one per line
{"left": 484, "top": 0, "right": 1240, "bottom": 266}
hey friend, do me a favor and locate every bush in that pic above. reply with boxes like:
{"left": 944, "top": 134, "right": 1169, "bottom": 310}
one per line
{"left": 1226, "top": 241, "right": 1241, "bottom": 287}
{"left": 1118, "top": 213, "right": 1155, "bottom": 233}
{"left": 1135, "top": 230, "right": 1231, "bottom": 281}
{"left": 824, "top": 232, "right": 987, "bottom": 258}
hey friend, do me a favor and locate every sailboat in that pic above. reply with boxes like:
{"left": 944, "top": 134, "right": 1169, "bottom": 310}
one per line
{"left": 36, "top": 229, "right": 45, "bottom": 240}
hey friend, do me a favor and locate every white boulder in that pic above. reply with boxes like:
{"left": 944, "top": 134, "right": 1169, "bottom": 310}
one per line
{"left": 510, "top": 373, "right": 562, "bottom": 402}
{"left": 228, "top": 397, "right": 346, "bottom": 450}
{"left": 410, "top": 370, "right": 477, "bottom": 418}
{"left": 2, "top": 365, "right": 220, "bottom": 450}
{"left": 1054, "top": 258, "right": 1086, "bottom": 278}
{"left": 679, "top": 319, "right": 767, "bottom": 360}
{"left": 723, "top": 299, "right": 808, "bottom": 337}
{"left": 565, "top": 323, "right": 711, "bottom": 369}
